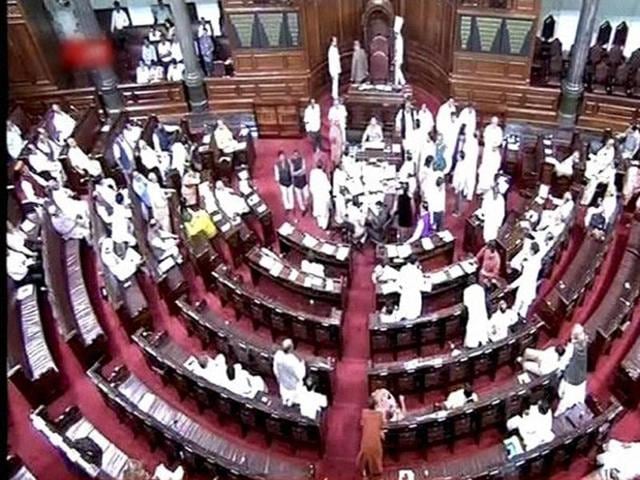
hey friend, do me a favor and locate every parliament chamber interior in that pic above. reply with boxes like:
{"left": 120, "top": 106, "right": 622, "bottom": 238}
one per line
{"left": 7, "top": 0, "right": 640, "bottom": 479}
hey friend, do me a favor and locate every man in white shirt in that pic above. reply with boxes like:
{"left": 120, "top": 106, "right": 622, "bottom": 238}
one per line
{"left": 170, "top": 39, "right": 183, "bottom": 62}
{"left": 506, "top": 401, "right": 554, "bottom": 451}
{"left": 488, "top": 300, "right": 518, "bottom": 342}
{"left": 49, "top": 104, "right": 76, "bottom": 145}
{"left": 136, "top": 60, "right": 151, "bottom": 84}
{"left": 304, "top": 98, "right": 322, "bottom": 152}
{"left": 436, "top": 98, "right": 457, "bottom": 136}
{"left": 213, "top": 119, "right": 245, "bottom": 154}
{"left": 396, "top": 257, "right": 425, "bottom": 321}
{"left": 110, "top": 1, "right": 130, "bottom": 33}
{"left": 150, "top": 62, "right": 165, "bottom": 82}
{"left": 328, "top": 36, "right": 341, "bottom": 99}
{"left": 463, "top": 283, "right": 490, "bottom": 348}
{"left": 48, "top": 202, "right": 91, "bottom": 241}
{"left": 272, "top": 338, "right": 306, "bottom": 406}
{"left": 510, "top": 242, "right": 543, "bottom": 319}
{"left": 141, "top": 38, "right": 158, "bottom": 65}
{"left": 66, "top": 137, "right": 103, "bottom": 178}
{"left": 157, "top": 37, "right": 173, "bottom": 68}
{"left": 147, "top": 219, "right": 183, "bottom": 267}
{"left": 428, "top": 175, "right": 446, "bottom": 231}
{"left": 417, "top": 104, "right": 434, "bottom": 139}
{"left": 309, "top": 160, "right": 332, "bottom": 229}
{"left": 7, "top": 120, "right": 26, "bottom": 160}
{"left": 100, "top": 237, "right": 142, "bottom": 284}
{"left": 518, "top": 344, "right": 567, "bottom": 376}
{"left": 593, "top": 439, "right": 640, "bottom": 480}
{"left": 166, "top": 60, "right": 185, "bottom": 82}
{"left": 214, "top": 180, "right": 249, "bottom": 219}
{"left": 444, "top": 383, "right": 478, "bottom": 410}
{"left": 7, "top": 248, "right": 40, "bottom": 285}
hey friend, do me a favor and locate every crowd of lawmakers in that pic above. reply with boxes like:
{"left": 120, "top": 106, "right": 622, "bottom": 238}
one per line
{"left": 5, "top": 90, "right": 640, "bottom": 478}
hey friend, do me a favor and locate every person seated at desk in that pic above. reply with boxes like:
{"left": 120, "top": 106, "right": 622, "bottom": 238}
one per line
{"left": 122, "top": 459, "right": 152, "bottom": 480}
{"left": 589, "top": 439, "right": 640, "bottom": 480}
{"left": 225, "top": 361, "right": 267, "bottom": 398}
{"left": 100, "top": 237, "right": 143, "bottom": 284}
{"left": 36, "top": 126, "right": 63, "bottom": 160}
{"left": 170, "top": 39, "right": 183, "bottom": 63}
{"left": 136, "top": 60, "right": 151, "bottom": 84}
{"left": 7, "top": 247, "right": 43, "bottom": 287}
{"left": 372, "top": 388, "right": 406, "bottom": 421}
{"left": 182, "top": 208, "right": 217, "bottom": 240}
{"left": 47, "top": 201, "right": 91, "bottom": 241}
{"left": 585, "top": 197, "right": 608, "bottom": 234}
{"left": 153, "top": 122, "right": 179, "bottom": 153}
{"left": 273, "top": 338, "right": 306, "bottom": 407}
{"left": 361, "top": 117, "right": 384, "bottom": 147}
{"left": 214, "top": 119, "right": 246, "bottom": 153}
{"left": 7, "top": 220, "right": 39, "bottom": 258}
{"left": 443, "top": 383, "right": 478, "bottom": 410}
{"left": 147, "top": 219, "right": 182, "bottom": 266}
{"left": 556, "top": 324, "right": 588, "bottom": 416}
{"left": 506, "top": 400, "right": 554, "bottom": 451}
{"left": 463, "top": 283, "right": 490, "bottom": 348}
{"left": 488, "top": 300, "right": 518, "bottom": 342}
{"left": 148, "top": 25, "right": 163, "bottom": 43}
{"left": 138, "top": 139, "right": 166, "bottom": 177}
{"left": 166, "top": 59, "right": 184, "bottom": 82}
{"left": 26, "top": 144, "right": 65, "bottom": 185}
{"left": 378, "top": 300, "right": 399, "bottom": 323}
{"left": 157, "top": 36, "right": 173, "bottom": 69}
{"left": 213, "top": 180, "right": 249, "bottom": 219}
{"left": 582, "top": 139, "right": 616, "bottom": 206}
{"left": 617, "top": 123, "right": 640, "bottom": 160}
{"left": 476, "top": 241, "right": 501, "bottom": 286}
{"left": 141, "top": 38, "right": 158, "bottom": 65}
{"left": 7, "top": 119, "right": 26, "bottom": 161}
{"left": 517, "top": 344, "right": 567, "bottom": 376}
{"left": 153, "top": 463, "right": 184, "bottom": 480}
{"left": 547, "top": 149, "right": 580, "bottom": 178}
{"left": 149, "top": 62, "right": 165, "bottom": 83}
{"left": 164, "top": 19, "right": 176, "bottom": 40}
{"left": 66, "top": 137, "right": 103, "bottom": 178}
{"left": 49, "top": 181, "right": 89, "bottom": 221}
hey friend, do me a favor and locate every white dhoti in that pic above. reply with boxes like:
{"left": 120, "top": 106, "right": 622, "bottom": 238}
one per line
{"left": 555, "top": 379, "right": 587, "bottom": 416}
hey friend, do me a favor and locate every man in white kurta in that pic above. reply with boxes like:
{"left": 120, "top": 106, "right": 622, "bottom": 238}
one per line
{"left": 361, "top": 117, "right": 384, "bottom": 146}
{"left": 272, "top": 339, "right": 306, "bottom": 406}
{"left": 328, "top": 36, "right": 341, "bottom": 99}
{"left": 309, "top": 162, "right": 332, "bottom": 229}
{"left": 479, "top": 184, "right": 506, "bottom": 243}
{"left": 488, "top": 300, "right": 518, "bottom": 342}
{"left": 49, "top": 104, "right": 76, "bottom": 144}
{"left": 147, "top": 173, "right": 172, "bottom": 232}
{"left": 100, "top": 237, "right": 142, "bottom": 284}
{"left": 67, "top": 138, "right": 103, "bottom": 177}
{"left": 393, "top": 17, "right": 406, "bottom": 86}
{"left": 594, "top": 439, "right": 640, "bottom": 480}
{"left": 506, "top": 402, "right": 554, "bottom": 451}
{"left": 436, "top": 98, "right": 457, "bottom": 135}
{"left": 444, "top": 384, "right": 479, "bottom": 409}
{"left": 304, "top": 99, "right": 322, "bottom": 152}
{"left": 453, "top": 130, "right": 479, "bottom": 203}
{"left": 333, "top": 166, "right": 348, "bottom": 224}
{"left": 510, "top": 242, "right": 543, "bottom": 319}
{"left": 396, "top": 260, "right": 424, "bottom": 321}
{"left": 547, "top": 150, "right": 579, "bottom": 178}
{"left": 457, "top": 105, "right": 477, "bottom": 134}
{"left": 7, "top": 120, "right": 26, "bottom": 160}
{"left": 463, "top": 283, "right": 490, "bottom": 348}
{"left": 214, "top": 119, "right": 245, "bottom": 154}
{"left": 214, "top": 181, "right": 249, "bottom": 219}
{"left": 582, "top": 139, "right": 616, "bottom": 206}
{"left": 417, "top": 104, "right": 434, "bottom": 139}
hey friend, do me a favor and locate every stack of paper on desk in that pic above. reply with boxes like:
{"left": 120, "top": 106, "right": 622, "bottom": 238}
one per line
{"left": 278, "top": 222, "right": 294, "bottom": 236}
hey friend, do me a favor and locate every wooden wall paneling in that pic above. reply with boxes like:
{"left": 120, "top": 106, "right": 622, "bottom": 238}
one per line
{"left": 117, "top": 82, "right": 190, "bottom": 118}
{"left": 11, "top": 88, "right": 100, "bottom": 118}
{"left": 8, "top": 0, "right": 59, "bottom": 91}
{"left": 579, "top": 94, "right": 640, "bottom": 133}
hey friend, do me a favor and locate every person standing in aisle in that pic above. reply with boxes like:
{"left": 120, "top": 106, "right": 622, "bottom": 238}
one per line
{"left": 274, "top": 151, "right": 294, "bottom": 213}
{"left": 289, "top": 150, "right": 309, "bottom": 214}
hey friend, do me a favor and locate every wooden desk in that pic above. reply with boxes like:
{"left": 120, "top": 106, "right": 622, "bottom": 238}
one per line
{"left": 382, "top": 400, "right": 623, "bottom": 480}
{"left": 539, "top": 232, "right": 609, "bottom": 335}
{"left": 384, "top": 372, "right": 558, "bottom": 454}
{"left": 375, "top": 230, "right": 455, "bottom": 269}
{"left": 175, "top": 298, "right": 336, "bottom": 402}
{"left": 613, "top": 334, "right": 640, "bottom": 408}
{"left": 375, "top": 258, "right": 478, "bottom": 311}
{"left": 368, "top": 318, "right": 543, "bottom": 397}
{"left": 133, "top": 329, "right": 325, "bottom": 451}
{"left": 246, "top": 246, "right": 346, "bottom": 309}
{"left": 237, "top": 167, "right": 275, "bottom": 245}
{"left": 212, "top": 264, "right": 343, "bottom": 357}
{"left": 344, "top": 84, "right": 408, "bottom": 138}
{"left": 463, "top": 214, "right": 484, "bottom": 254}
{"left": 88, "top": 364, "right": 315, "bottom": 480}
{"left": 277, "top": 222, "right": 351, "bottom": 280}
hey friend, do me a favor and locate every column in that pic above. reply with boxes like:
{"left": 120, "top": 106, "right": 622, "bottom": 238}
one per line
{"left": 72, "top": 0, "right": 124, "bottom": 114}
{"left": 558, "top": 0, "right": 600, "bottom": 125}
{"left": 168, "top": 0, "right": 209, "bottom": 112}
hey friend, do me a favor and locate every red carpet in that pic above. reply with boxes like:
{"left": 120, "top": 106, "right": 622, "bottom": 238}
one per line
{"left": 7, "top": 88, "right": 640, "bottom": 480}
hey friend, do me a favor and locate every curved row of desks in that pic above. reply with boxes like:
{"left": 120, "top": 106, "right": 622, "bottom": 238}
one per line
{"left": 132, "top": 329, "right": 325, "bottom": 452}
